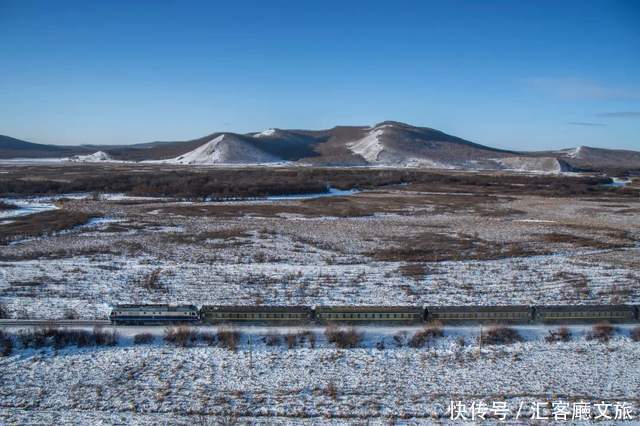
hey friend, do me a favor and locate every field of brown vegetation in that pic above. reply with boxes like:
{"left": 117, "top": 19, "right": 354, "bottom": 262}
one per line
{"left": 0, "top": 164, "right": 638, "bottom": 318}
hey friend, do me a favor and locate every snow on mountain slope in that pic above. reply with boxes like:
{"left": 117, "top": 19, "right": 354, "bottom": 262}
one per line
{"left": 69, "top": 151, "right": 114, "bottom": 162}
{"left": 344, "top": 122, "right": 507, "bottom": 168}
{"left": 254, "top": 128, "right": 277, "bottom": 138}
{"left": 346, "top": 127, "right": 386, "bottom": 162}
{"left": 565, "top": 146, "right": 583, "bottom": 159}
{"left": 163, "top": 134, "right": 282, "bottom": 165}
{"left": 496, "top": 156, "right": 572, "bottom": 173}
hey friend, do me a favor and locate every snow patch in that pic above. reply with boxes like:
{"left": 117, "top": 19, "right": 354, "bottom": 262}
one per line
{"left": 347, "top": 128, "right": 386, "bottom": 162}
{"left": 495, "top": 156, "right": 570, "bottom": 173}
{"left": 69, "top": 151, "right": 114, "bottom": 162}
{"left": 254, "top": 128, "right": 277, "bottom": 138}
{"left": 565, "top": 146, "right": 584, "bottom": 159}
{"left": 159, "top": 134, "right": 282, "bottom": 165}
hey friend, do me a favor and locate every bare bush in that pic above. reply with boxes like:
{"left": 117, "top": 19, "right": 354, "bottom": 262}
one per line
{"left": 481, "top": 326, "right": 522, "bottom": 345}
{"left": 0, "top": 330, "right": 13, "bottom": 357}
{"left": 164, "top": 326, "right": 197, "bottom": 347}
{"left": 18, "top": 327, "right": 118, "bottom": 349}
{"left": 393, "top": 331, "right": 408, "bottom": 347}
{"left": 133, "top": 333, "right": 155, "bottom": 345}
{"left": 587, "top": 322, "right": 615, "bottom": 342}
{"left": 63, "top": 308, "right": 80, "bottom": 320}
{"left": 18, "top": 328, "right": 49, "bottom": 348}
{"left": 217, "top": 329, "right": 240, "bottom": 351}
{"left": 285, "top": 333, "right": 299, "bottom": 349}
{"left": 0, "top": 303, "right": 7, "bottom": 319}
{"left": 140, "top": 269, "right": 164, "bottom": 291}
{"left": 545, "top": 327, "right": 571, "bottom": 343}
{"left": 199, "top": 331, "right": 217, "bottom": 346}
{"left": 409, "top": 322, "right": 444, "bottom": 348}
{"left": 630, "top": 327, "right": 640, "bottom": 342}
{"left": 324, "top": 382, "right": 338, "bottom": 400}
{"left": 264, "top": 333, "right": 281, "bottom": 346}
{"left": 398, "top": 263, "right": 428, "bottom": 280}
{"left": 325, "top": 327, "right": 362, "bottom": 349}
{"left": 92, "top": 327, "right": 118, "bottom": 346}
{"left": 307, "top": 331, "right": 316, "bottom": 349}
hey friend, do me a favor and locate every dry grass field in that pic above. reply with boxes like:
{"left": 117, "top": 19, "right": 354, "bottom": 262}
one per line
{"left": 0, "top": 164, "right": 639, "bottom": 318}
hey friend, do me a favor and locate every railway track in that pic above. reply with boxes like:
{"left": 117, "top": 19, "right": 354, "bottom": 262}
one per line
{"left": 0, "top": 319, "right": 110, "bottom": 327}
{"left": 1, "top": 319, "right": 639, "bottom": 329}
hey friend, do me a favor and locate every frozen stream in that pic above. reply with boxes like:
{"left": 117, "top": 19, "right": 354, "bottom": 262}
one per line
{"left": 0, "top": 187, "right": 360, "bottom": 224}
{"left": 0, "top": 199, "right": 59, "bottom": 224}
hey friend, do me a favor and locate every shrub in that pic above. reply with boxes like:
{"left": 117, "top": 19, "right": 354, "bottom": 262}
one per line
{"left": 133, "top": 333, "right": 155, "bottom": 345}
{"left": 545, "top": 327, "right": 571, "bottom": 343}
{"left": 631, "top": 327, "right": 640, "bottom": 342}
{"left": 264, "top": 333, "right": 281, "bottom": 346}
{"left": 17, "top": 327, "right": 118, "bottom": 349}
{"left": 324, "top": 382, "right": 338, "bottom": 400}
{"left": 285, "top": 333, "right": 299, "bottom": 349}
{"left": 0, "top": 303, "right": 7, "bottom": 319}
{"left": 164, "top": 326, "right": 197, "bottom": 347}
{"left": 299, "top": 330, "right": 316, "bottom": 349}
{"left": 398, "top": 263, "right": 427, "bottom": 280}
{"left": 481, "top": 326, "right": 522, "bottom": 345}
{"left": 587, "top": 322, "right": 615, "bottom": 342}
{"left": 325, "top": 327, "right": 362, "bottom": 349}
{"left": 92, "top": 327, "right": 118, "bottom": 346}
{"left": 409, "top": 322, "right": 444, "bottom": 348}
{"left": 199, "top": 331, "right": 217, "bottom": 346}
{"left": 63, "top": 308, "right": 80, "bottom": 320}
{"left": 0, "top": 331, "right": 13, "bottom": 357}
{"left": 217, "top": 329, "right": 240, "bottom": 351}
{"left": 140, "top": 269, "right": 164, "bottom": 291}
{"left": 393, "top": 331, "right": 408, "bottom": 347}
{"left": 19, "top": 328, "right": 49, "bottom": 348}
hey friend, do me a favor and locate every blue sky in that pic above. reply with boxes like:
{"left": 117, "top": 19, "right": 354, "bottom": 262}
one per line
{"left": 0, "top": 0, "right": 638, "bottom": 150}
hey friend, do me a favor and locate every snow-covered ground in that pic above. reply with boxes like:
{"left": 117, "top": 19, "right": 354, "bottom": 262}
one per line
{"left": 1, "top": 331, "right": 638, "bottom": 423}
{"left": 1, "top": 190, "right": 639, "bottom": 319}
{"left": 1, "top": 174, "right": 639, "bottom": 423}
{"left": 1, "top": 244, "right": 638, "bottom": 319}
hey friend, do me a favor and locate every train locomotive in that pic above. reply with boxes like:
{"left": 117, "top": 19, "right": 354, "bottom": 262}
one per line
{"left": 109, "top": 304, "right": 200, "bottom": 325}
{"left": 109, "top": 304, "right": 640, "bottom": 325}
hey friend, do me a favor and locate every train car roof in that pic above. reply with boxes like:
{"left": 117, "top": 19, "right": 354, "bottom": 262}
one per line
{"left": 315, "top": 306, "right": 423, "bottom": 313}
{"left": 535, "top": 304, "right": 636, "bottom": 311}
{"left": 427, "top": 305, "right": 532, "bottom": 312}
{"left": 201, "top": 305, "right": 312, "bottom": 313}
{"left": 112, "top": 304, "right": 197, "bottom": 311}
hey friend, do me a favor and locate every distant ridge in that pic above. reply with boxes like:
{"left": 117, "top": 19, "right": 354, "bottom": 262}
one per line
{"left": 2, "top": 123, "right": 639, "bottom": 173}
{"left": 0, "top": 135, "right": 93, "bottom": 158}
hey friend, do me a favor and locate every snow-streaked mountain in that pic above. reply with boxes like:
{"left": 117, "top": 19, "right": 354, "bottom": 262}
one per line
{"left": 342, "top": 121, "right": 514, "bottom": 168}
{"left": 160, "top": 134, "right": 281, "bottom": 165}
{"left": 2, "top": 122, "right": 639, "bottom": 173}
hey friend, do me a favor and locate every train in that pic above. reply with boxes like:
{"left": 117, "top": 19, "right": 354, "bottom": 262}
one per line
{"left": 109, "top": 304, "right": 640, "bottom": 325}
